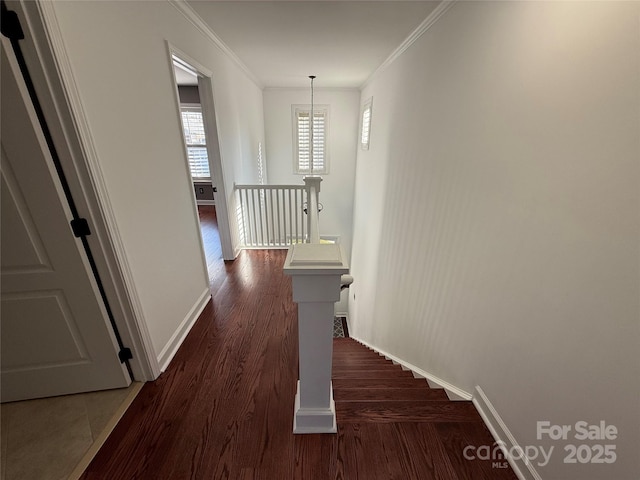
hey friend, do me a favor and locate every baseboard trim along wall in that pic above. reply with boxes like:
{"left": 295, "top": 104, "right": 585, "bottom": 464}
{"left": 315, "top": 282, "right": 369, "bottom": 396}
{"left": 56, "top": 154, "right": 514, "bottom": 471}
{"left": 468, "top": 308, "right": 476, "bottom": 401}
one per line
{"left": 348, "top": 336, "right": 544, "bottom": 479}
{"left": 158, "top": 288, "right": 211, "bottom": 371}
{"left": 350, "top": 335, "right": 472, "bottom": 401}
{"left": 473, "top": 386, "right": 542, "bottom": 480}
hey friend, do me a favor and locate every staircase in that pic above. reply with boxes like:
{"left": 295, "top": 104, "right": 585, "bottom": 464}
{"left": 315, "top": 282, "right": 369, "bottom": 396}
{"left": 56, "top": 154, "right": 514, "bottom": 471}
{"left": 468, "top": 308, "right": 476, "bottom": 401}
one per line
{"left": 332, "top": 337, "right": 518, "bottom": 479}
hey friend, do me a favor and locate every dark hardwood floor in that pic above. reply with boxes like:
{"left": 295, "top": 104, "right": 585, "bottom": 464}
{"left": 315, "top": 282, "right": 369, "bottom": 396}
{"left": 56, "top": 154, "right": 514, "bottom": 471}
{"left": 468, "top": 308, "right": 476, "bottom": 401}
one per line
{"left": 80, "top": 207, "right": 516, "bottom": 479}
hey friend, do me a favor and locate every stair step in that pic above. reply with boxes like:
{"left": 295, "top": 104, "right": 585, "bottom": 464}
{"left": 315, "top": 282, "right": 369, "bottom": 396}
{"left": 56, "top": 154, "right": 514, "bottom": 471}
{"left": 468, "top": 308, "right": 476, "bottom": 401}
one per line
{"left": 334, "top": 387, "right": 448, "bottom": 402}
{"left": 332, "top": 378, "right": 432, "bottom": 390}
{"left": 333, "top": 352, "right": 386, "bottom": 360}
{"left": 332, "top": 348, "right": 382, "bottom": 354}
{"left": 332, "top": 361, "right": 393, "bottom": 369}
{"left": 333, "top": 356, "right": 390, "bottom": 363}
{"left": 333, "top": 346, "right": 382, "bottom": 352}
{"left": 336, "top": 401, "right": 481, "bottom": 423}
{"left": 332, "top": 369, "right": 414, "bottom": 379}
{"left": 333, "top": 364, "right": 404, "bottom": 373}
{"left": 333, "top": 338, "right": 361, "bottom": 344}
{"left": 333, "top": 344, "right": 376, "bottom": 350}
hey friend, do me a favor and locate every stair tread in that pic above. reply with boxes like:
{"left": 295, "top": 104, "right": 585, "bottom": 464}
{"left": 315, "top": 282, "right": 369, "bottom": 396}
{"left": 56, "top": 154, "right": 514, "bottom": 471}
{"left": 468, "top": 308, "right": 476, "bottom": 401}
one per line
{"left": 332, "top": 363, "right": 397, "bottom": 369}
{"left": 332, "top": 360, "right": 391, "bottom": 366}
{"left": 333, "top": 344, "right": 377, "bottom": 352}
{"left": 334, "top": 388, "right": 448, "bottom": 402}
{"left": 332, "top": 378, "right": 431, "bottom": 389}
{"left": 332, "top": 369, "right": 414, "bottom": 379}
{"left": 332, "top": 364, "right": 404, "bottom": 372}
{"left": 332, "top": 350, "right": 383, "bottom": 355}
{"left": 336, "top": 401, "right": 481, "bottom": 423}
{"left": 332, "top": 356, "right": 387, "bottom": 362}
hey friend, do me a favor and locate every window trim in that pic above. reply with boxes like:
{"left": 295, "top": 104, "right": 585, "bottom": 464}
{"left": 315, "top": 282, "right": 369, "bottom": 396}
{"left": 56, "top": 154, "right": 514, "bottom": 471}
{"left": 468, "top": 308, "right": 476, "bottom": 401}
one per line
{"left": 180, "top": 103, "right": 211, "bottom": 181}
{"left": 292, "top": 104, "right": 329, "bottom": 175}
{"left": 360, "top": 97, "right": 373, "bottom": 151}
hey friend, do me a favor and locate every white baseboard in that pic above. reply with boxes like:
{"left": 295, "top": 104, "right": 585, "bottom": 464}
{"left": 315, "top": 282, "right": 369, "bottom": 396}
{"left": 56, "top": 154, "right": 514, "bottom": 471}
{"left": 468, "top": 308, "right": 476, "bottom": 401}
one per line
{"left": 157, "top": 288, "right": 211, "bottom": 372}
{"left": 473, "top": 386, "right": 541, "bottom": 480}
{"left": 350, "top": 335, "right": 472, "bottom": 401}
{"left": 196, "top": 200, "right": 215, "bottom": 206}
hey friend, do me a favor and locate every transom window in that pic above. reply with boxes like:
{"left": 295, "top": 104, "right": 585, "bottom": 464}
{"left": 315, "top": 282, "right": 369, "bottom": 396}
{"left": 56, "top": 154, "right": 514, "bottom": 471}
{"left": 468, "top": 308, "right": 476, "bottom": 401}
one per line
{"left": 360, "top": 97, "right": 373, "bottom": 150}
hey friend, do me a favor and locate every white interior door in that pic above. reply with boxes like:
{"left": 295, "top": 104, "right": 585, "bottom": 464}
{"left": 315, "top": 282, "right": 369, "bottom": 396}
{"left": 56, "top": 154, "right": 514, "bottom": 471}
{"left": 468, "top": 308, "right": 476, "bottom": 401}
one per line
{"left": 0, "top": 40, "right": 131, "bottom": 403}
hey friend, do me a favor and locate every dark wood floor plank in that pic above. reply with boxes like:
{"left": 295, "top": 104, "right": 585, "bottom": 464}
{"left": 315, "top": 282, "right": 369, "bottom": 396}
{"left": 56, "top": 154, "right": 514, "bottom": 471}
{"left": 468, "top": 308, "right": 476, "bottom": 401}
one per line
{"left": 336, "top": 401, "right": 483, "bottom": 423}
{"left": 434, "top": 422, "right": 519, "bottom": 480}
{"left": 336, "top": 424, "right": 392, "bottom": 480}
{"left": 334, "top": 387, "right": 448, "bottom": 402}
{"left": 393, "top": 423, "right": 462, "bottom": 479}
{"left": 294, "top": 434, "right": 337, "bottom": 480}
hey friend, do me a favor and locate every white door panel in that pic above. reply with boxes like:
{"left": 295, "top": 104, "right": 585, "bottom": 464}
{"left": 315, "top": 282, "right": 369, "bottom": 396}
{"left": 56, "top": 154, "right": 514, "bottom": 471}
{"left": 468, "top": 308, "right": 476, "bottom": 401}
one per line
{"left": 1, "top": 39, "right": 130, "bottom": 402}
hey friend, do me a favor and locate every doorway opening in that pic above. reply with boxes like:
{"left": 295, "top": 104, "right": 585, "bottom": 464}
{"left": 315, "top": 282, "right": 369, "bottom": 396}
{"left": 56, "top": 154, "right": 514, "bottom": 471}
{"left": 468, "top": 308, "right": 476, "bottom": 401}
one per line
{"left": 169, "top": 48, "right": 235, "bottom": 285}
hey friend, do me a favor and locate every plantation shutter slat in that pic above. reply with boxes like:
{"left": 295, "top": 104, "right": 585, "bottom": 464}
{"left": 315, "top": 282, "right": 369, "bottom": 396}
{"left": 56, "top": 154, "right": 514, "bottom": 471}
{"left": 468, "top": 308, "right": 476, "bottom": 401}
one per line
{"left": 360, "top": 98, "right": 373, "bottom": 150}
{"left": 295, "top": 107, "right": 328, "bottom": 174}
{"left": 180, "top": 106, "right": 211, "bottom": 179}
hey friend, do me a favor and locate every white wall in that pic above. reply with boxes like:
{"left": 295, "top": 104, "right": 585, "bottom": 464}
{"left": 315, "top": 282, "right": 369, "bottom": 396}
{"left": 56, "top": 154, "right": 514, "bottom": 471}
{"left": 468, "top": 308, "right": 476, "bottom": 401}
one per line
{"left": 350, "top": 2, "right": 639, "bottom": 479}
{"left": 263, "top": 88, "right": 359, "bottom": 313}
{"left": 51, "top": 1, "right": 265, "bottom": 363}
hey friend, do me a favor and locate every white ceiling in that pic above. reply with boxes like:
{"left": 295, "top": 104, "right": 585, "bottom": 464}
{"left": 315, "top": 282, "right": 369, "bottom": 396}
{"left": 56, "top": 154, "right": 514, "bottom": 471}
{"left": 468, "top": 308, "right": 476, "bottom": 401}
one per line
{"left": 185, "top": 1, "right": 441, "bottom": 88}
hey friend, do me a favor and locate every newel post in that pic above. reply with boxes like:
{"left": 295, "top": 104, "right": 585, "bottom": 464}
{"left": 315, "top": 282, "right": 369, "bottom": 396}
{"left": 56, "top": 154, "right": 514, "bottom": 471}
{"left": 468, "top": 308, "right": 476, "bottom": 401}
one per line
{"left": 303, "top": 176, "right": 322, "bottom": 244}
{"left": 284, "top": 243, "right": 349, "bottom": 433}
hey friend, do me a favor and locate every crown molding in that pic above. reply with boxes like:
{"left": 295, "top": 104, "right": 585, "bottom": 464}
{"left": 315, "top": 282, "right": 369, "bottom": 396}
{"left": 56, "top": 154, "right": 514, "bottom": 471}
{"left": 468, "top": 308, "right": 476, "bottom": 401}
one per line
{"left": 264, "top": 86, "right": 360, "bottom": 93}
{"left": 361, "top": 0, "right": 457, "bottom": 89}
{"left": 167, "top": 0, "right": 264, "bottom": 89}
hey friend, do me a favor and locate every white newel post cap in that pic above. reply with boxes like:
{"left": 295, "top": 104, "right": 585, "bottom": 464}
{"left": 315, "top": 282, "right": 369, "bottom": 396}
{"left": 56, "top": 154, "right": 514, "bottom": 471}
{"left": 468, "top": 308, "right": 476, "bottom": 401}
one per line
{"left": 303, "top": 176, "right": 323, "bottom": 194}
{"left": 284, "top": 243, "right": 349, "bottom": 302}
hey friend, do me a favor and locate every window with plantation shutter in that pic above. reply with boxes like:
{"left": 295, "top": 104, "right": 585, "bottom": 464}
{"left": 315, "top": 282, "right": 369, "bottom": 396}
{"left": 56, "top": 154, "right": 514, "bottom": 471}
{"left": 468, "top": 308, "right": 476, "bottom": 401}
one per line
{"left": 360, "top": 97, "right": 373, "bottom": 150}
{"left": 293, "top": 105, "right": 329, "bottom": 175}
{"left": 180, "top": 105, "right": 210, "bottom": 179}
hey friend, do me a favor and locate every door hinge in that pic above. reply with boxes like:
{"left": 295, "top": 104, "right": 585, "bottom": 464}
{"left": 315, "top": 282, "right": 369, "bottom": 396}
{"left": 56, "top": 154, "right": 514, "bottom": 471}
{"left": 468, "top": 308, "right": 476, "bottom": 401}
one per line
{"left": 70, "top": 218, "right": 91, "bottom": 237}
{"left": 118, "top": 347, "right": 133, "bottom": 363}
{"left": 1, "top": 3, "right": 25, "bottom": 40}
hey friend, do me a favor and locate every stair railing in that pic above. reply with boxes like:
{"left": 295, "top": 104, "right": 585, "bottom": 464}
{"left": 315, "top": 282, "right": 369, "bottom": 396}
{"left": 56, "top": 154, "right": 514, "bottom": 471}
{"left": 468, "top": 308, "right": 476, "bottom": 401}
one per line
{"left": 235, "top": 184, "right": 308, "bottom": 247}
{"left": 236, "top": 177, "right": 349, "bottom": 434}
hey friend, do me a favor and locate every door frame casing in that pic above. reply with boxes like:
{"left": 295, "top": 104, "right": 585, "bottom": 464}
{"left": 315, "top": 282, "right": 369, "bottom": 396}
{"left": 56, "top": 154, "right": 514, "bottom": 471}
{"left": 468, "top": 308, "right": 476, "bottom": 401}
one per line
{"left": 10, "top": 0, "right": 160, "bottom": 380}
{"left": 166, "top": 42, "right": 236, "bottom": 262}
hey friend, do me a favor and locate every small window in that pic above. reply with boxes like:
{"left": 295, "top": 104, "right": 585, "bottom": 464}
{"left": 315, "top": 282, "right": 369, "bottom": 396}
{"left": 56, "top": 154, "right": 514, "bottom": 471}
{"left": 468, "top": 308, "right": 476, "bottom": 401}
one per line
{"left": 180, "top": 105, "right": 210, "bottom": 179}
{"left": 293, "top": 105, "right": 329, "bottom": 175}
{"left": 360, "top": 97, "right": 373, "bottom": 150}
